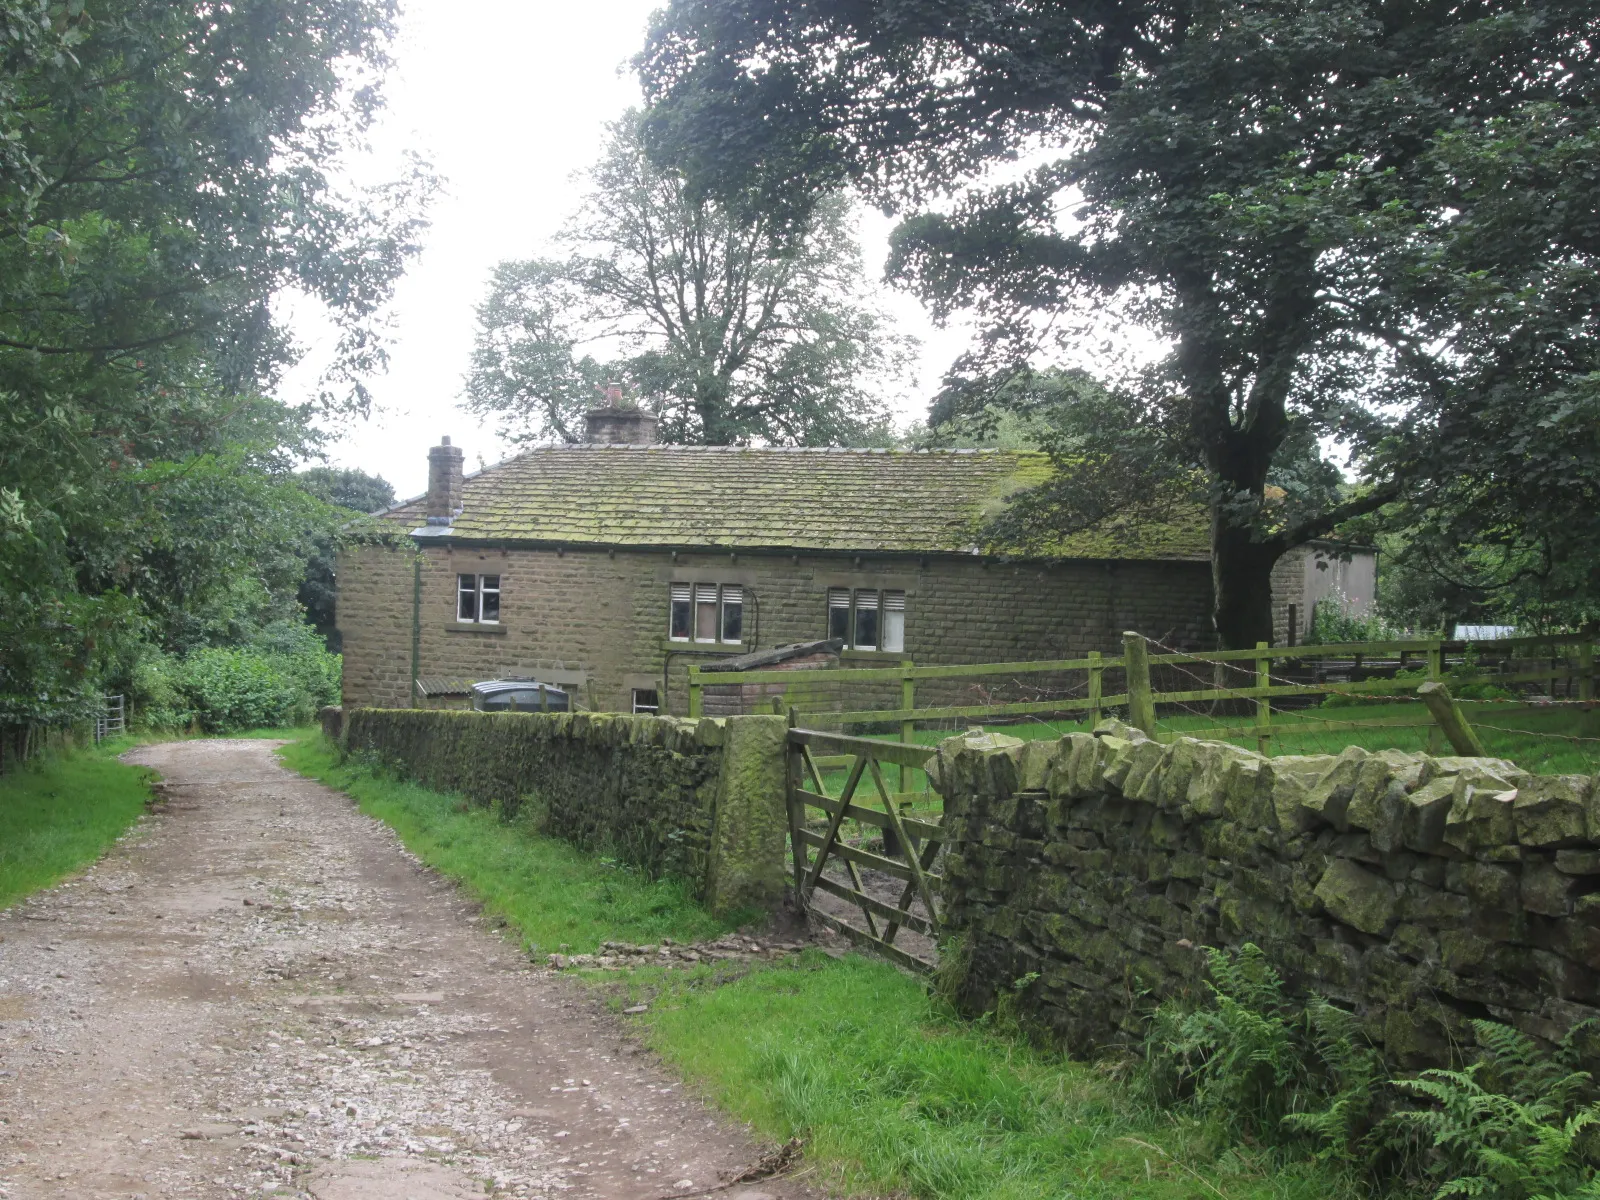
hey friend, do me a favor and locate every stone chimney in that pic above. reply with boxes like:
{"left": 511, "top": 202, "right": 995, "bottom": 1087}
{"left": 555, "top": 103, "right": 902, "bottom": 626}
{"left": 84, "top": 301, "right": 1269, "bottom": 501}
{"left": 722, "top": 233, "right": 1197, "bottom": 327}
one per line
{"left": 584, "top": 388, "right": 658, "bottom": 445}
{"left": 426, "top": 436, "right": 464, "bottom": 525}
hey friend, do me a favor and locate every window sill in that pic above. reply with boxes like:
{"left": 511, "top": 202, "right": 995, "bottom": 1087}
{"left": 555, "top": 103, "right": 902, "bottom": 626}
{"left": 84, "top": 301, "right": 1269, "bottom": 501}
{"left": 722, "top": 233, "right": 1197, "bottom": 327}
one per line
{"left": 444, "top": 622, "right": 507, "bottom": 635}
{"left": 841, "top": 648, "right": 910, "bottom": 660}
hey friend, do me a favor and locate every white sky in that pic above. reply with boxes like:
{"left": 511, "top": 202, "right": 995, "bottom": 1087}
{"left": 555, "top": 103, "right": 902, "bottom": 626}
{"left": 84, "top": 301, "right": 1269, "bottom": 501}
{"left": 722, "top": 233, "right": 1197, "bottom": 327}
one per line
{"left": 280, "top": 0, "right": 973, "bottom": 501}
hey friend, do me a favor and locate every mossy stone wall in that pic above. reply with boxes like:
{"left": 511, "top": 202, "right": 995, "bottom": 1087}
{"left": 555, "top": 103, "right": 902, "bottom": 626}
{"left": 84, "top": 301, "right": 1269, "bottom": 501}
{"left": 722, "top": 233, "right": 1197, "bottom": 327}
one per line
{"left": 343, "top": 708, "right": 788, "bottom": 913}
{"left": 930, "top": 723, "right": 1600, "bottom": 1067}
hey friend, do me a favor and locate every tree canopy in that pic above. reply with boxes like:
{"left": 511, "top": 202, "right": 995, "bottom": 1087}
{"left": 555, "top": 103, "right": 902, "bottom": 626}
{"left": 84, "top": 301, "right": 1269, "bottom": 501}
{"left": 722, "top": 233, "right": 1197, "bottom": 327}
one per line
{"left": 294, "top": 467, "right": 396, "bottom": 649}
{"left": 0, "top": 0, "right": 432, "bottom": 726}
{"left": 465, "top": 112, "right": 910, "bottom": 447}
{"left": 640, "top": 0, "right": 1600, "bottom": 646}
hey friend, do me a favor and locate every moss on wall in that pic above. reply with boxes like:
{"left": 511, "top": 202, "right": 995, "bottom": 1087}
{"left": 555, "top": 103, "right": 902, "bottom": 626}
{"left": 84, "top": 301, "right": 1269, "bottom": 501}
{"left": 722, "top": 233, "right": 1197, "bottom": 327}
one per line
{"left": 929, "top": 722, "right": 1600, "bottom": 1068}
{"left": 707, "top": 715, "right": 788, "bottom": 914}
{"left": 342, "top": 708, "right": 788, "bottom": 915}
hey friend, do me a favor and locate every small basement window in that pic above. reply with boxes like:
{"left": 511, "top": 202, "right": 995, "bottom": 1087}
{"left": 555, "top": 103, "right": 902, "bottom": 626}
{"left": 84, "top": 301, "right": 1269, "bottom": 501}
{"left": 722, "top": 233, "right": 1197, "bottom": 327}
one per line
{"left": 828, "top": 588, "right": 905, "bottom": 652}
{"left": 668, "top": 583, "right": 745, "bottom": 644}
{"left": 457, "top": 574, "right": 500, "bottom": 624}
{"left": 632, "top": 688, "right": 660, "bottom": 714}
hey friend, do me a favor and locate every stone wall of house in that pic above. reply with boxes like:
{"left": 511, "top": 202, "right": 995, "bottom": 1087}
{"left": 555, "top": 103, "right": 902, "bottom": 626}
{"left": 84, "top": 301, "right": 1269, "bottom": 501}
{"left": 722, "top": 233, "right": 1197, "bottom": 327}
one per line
{"left": 338, "top": 545, "right": 418, "bottom": 709}
{"left": 1270, "top": 549, "right": 1306, "bottom": 648}
{"left": 337, "top": 543, "right": 1215, "bottom": 714}
{"left": 930, "top": 724, "right": 1600, "bottom": 1067}
{"left": 342, "top": 708, "right": 788, "bottom": 914}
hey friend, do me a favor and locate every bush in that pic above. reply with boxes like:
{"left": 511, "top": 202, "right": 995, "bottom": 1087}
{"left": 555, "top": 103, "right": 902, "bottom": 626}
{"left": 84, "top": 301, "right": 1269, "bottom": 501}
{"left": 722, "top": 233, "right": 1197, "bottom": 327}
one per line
{"left": 181, "top": 647, "right": 302, "bottom": 730}
{"left": 128, "top": 650, "right": 195, "bottom": 731}
{"left": 128, "top": 620, "right": 341, "bottom": 733}
{"left": 1305, "top": 595, "right": 1407, "bottom": 645}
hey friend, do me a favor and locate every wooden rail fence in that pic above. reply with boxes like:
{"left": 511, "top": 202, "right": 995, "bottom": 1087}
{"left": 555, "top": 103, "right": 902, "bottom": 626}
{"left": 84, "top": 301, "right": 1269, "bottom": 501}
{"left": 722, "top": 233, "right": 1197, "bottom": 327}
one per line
{"left": 693, "top": 632, "right": 1600, "bottom": 759}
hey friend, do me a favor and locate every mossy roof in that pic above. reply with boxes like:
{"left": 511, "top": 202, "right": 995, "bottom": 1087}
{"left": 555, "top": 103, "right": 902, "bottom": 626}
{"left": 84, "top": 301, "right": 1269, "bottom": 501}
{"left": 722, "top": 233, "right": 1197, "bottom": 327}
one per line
{"left": 387, "top": 445, "right": 1209, "bottom": 561}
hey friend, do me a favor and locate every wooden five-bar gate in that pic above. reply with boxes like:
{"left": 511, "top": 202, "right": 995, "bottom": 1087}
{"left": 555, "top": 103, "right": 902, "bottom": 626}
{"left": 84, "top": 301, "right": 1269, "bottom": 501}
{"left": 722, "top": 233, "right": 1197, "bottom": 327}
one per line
{"left": 785, "top": 727, "right": 943, "bottom": 973}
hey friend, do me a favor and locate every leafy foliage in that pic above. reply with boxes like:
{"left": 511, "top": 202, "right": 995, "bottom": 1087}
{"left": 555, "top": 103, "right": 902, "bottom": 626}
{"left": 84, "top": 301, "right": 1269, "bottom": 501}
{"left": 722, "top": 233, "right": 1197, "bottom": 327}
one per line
{"left": 1146, "top": 945, "right": 1600, "bottom": 1197}
{"left": 465, "top": 112, "right": 908, "bottom": 447}
{"left": 640, "top": 0, "right": 1600, "bottom": 646}
{"left": 1386, "top": 1022, "right": 1600, "bottom": 1200}
{"left": 0, "top": 0, "right": 432, "bottom": 730}
{"left": 293, "top": 468, "right": 396, "bottom": 647}
{"left": 1143, "top": 944, "right": 1382, "bottom": 1153}
{"left": 131, "top": 621, "right": 341, "bottom": 733}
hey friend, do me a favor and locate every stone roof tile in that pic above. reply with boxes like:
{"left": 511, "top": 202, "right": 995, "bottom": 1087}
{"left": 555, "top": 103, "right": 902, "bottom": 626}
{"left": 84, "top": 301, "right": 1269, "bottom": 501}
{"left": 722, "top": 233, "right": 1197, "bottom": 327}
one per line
{"left": 387, "top": 445, "right": 1208, "bottom": 561}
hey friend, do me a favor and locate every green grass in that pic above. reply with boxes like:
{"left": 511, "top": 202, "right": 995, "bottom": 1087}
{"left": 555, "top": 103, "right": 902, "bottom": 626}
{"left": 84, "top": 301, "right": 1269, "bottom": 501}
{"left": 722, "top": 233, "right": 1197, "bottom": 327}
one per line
{"left": 276, "top": 733, "right": 736, "bottom": 954}
{"left": 0, "top": 741, "right": 155, "bottom": 910}
{"left": 608, "top": 955, "right": 1359, "bottom": 1200}
{"left": 277, "top": 730, "right": 1360, "bottom": 1200}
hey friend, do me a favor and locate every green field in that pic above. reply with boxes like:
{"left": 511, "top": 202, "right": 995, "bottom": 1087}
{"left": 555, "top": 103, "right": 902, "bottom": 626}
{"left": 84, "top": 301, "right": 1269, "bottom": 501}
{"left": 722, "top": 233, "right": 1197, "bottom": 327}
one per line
{"left": 0, "top": 740, "right": 155, "bottom": 909}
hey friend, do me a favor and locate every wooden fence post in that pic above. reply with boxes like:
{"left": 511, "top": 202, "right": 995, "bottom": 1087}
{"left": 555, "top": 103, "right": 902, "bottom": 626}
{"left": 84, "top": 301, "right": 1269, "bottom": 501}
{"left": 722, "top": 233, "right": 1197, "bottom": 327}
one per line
{"left": 1418, "top": 681, "right": 1486, "bottom": 757}
{"left": 1087, "top": 650, "right": 1103, "bottom": 727}
{"left": 900, "top": 661, "right": 915, "bottom": 793}
{"left": 1581, "top": 639, "right": 1595, "bottom": 704}
{"left": 687, "top": 664, "right": 703, "bottom": 718}
{"left": 1255, "top": 641, "right": 1272, "bottom": 756}
{"left": 1425, "top": 633, "right": 1446, "bottom": 753}
{"left": 1122, "top": 631, "right": 1157, "bottom": 736}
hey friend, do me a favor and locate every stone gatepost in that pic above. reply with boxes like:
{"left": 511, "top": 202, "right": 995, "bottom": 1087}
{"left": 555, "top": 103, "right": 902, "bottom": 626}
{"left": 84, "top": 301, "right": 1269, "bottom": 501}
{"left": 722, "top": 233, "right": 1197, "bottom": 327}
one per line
{"left": 704, "top": 715, "right": 789, "bottom": 916}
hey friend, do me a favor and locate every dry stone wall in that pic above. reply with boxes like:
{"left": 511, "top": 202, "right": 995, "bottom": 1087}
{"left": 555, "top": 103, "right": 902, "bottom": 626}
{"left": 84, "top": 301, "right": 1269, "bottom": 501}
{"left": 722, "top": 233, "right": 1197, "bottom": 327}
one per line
{"left": 343, "top": 709, "right": 788, "bottom": 914}
{"left": 930, "top": 723, "right": 1600, "bottom": 1067}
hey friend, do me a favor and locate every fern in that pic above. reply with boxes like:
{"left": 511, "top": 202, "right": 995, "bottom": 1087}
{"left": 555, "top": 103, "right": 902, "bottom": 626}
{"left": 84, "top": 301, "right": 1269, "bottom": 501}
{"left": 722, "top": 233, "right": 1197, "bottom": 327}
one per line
{"left": 1142, "top": 944, "right": 1380, "bottom": 1154}
{"left": 1142, "top": 948, "right": 1600, "bottom": 1196}
{"left": 1385, "top": 1023, "right": 1600, "bottom": 1200}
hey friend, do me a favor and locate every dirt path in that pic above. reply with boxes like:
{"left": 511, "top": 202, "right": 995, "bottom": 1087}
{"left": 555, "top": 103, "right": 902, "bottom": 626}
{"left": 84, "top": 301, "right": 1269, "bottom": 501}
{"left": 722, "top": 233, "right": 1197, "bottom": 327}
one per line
{"left": 0, "top": 739, "right": 815, "bottom": 1200}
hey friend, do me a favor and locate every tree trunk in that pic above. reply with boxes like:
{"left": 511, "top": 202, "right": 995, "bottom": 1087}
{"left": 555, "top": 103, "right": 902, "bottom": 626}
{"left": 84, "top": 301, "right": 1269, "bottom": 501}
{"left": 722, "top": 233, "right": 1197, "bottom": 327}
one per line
{"left": 1212, "top": 515, "right": 1281, "bottom": 650}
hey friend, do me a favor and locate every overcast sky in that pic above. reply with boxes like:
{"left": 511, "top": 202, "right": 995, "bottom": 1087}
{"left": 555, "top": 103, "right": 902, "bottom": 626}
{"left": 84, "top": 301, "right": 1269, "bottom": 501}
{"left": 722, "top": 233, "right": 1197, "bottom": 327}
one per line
{"left": 280, "top": 0, "right": 971, "bottom": 501}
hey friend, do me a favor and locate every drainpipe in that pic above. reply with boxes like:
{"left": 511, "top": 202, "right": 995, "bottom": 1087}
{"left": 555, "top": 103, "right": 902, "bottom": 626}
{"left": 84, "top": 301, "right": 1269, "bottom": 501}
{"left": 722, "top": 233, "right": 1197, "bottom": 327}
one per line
{"left": 410, "top": 554, "right": 422, "bottom": 707}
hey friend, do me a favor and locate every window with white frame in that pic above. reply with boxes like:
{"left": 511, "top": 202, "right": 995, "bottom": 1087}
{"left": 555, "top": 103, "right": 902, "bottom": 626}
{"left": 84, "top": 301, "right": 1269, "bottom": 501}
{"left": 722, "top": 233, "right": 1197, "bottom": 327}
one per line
{"left": 668, "top": 583, "right": 743, "bottom": 644}
{"left": 827, "top": 587, "right": 904, "bottom": 652}
{"left": 631, "top": 688, "right": 660, "bottom": 714}
{"left": 457, "top": 573, "right": 500, "bottom": 623}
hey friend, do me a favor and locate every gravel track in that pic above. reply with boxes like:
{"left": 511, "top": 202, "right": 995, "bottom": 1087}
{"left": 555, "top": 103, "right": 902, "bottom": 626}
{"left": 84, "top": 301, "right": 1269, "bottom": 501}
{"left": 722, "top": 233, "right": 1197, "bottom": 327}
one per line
{"left": 0, "top": 739, "right": 815, "bottom": 1200}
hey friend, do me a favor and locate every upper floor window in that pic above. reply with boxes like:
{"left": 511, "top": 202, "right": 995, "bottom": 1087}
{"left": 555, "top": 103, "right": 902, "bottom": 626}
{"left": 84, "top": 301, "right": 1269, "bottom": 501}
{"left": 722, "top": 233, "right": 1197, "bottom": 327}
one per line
{"left": 669, "top": 583, "right": 742, "bottom": 644}
{"left": 458, "top": 573, "right": 500, "bottom": 623}
{"left": 828, "top": 588, "right": 904, "bottom": 653}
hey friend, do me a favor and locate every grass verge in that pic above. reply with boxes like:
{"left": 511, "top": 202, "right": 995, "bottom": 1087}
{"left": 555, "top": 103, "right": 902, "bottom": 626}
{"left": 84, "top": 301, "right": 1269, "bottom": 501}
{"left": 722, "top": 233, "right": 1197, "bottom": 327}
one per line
{"left": 605, "top": 958, "right": 1360, "bottom": 1200}
{"left": 276, "top": 733, "right": 735, "bottom": 953}
{"left": 279, "top": 730, "right": 1360, "bottom": 1200}
{"left": 0, "top": 740, "right": 155, "bottom": 910}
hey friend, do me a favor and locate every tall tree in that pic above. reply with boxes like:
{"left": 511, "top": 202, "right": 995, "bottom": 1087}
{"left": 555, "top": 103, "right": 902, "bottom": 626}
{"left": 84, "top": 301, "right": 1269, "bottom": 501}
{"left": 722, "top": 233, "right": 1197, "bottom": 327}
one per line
{"left": 0, "top": 0, "right": 433, "bottom": 726}
{"left": 294, "top": 467, "right": 395, "bottom": 648}
{"left": 639, "top": 0, "right": 1600, "bottom": 646}
{"left": 465, "top": 111, "right": 909, "bottom": 447}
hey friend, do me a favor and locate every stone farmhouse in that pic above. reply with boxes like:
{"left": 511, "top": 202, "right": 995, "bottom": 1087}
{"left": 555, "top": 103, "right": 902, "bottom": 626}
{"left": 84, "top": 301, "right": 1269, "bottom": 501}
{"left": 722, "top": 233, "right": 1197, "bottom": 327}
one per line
{"left": 336, "top": 406, "right": 1354, "bottom": 715}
